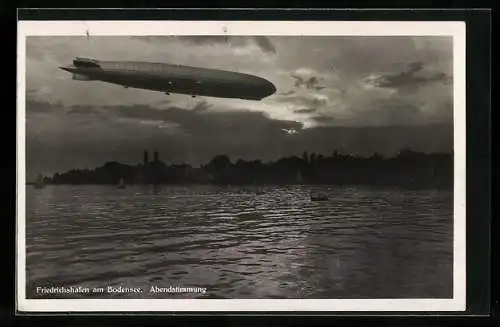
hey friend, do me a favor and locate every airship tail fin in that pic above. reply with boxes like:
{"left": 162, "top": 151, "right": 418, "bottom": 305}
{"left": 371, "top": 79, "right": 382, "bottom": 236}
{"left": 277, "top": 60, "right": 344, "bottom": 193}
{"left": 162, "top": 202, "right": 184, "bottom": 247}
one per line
{"left": 73, "top": 57, "right": 101, "bottom": 68}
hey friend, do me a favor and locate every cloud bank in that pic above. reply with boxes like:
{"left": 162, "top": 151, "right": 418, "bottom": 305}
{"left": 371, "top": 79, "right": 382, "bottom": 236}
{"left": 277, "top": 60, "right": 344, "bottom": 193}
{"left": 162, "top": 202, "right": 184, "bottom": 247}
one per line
{"left": 24, "top": 35, "right": 454, "bottom": 177}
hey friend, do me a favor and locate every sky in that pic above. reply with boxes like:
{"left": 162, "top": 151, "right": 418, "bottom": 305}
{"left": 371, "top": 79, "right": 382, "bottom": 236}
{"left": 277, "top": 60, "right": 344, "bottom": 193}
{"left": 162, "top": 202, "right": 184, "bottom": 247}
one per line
{"left": 24, "top": 35, "right": 454, "bottom": 178}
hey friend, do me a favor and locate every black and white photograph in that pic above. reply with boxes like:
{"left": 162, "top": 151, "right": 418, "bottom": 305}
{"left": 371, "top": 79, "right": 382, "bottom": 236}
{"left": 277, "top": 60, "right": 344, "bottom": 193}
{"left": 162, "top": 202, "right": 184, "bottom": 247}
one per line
{"left": 17, "top": 20, "right": 466, "bottom": 312}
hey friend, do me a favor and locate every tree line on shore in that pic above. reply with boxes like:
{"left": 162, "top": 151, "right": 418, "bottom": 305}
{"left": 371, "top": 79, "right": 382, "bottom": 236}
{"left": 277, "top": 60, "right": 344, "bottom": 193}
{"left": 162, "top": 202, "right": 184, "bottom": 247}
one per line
{"left": 44, "top": 149, "right": 453, "bottom": 189}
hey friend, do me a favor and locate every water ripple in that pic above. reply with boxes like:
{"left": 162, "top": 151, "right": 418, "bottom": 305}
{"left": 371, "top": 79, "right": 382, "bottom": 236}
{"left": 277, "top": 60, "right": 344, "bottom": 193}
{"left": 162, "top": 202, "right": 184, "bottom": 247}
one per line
{"left": 26, "top": 185, "right": 453, "bottom": 299}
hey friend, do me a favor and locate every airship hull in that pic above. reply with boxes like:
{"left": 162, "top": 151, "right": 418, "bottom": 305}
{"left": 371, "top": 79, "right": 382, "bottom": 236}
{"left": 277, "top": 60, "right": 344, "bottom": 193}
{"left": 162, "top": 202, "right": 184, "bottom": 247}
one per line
{"left": 60, "top": 58, "right": 276, "bottom": 100}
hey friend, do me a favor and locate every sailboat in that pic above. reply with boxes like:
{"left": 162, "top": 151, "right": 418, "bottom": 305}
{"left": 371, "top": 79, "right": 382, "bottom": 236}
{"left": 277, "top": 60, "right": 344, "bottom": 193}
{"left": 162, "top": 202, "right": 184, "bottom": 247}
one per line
{"left": 33, "top": 173, "right": 46, "bottom": 189}
{"left": 295, "top": 170, "right": 304, "bottom": 184}
{"left": 117, "top": 177, "right": 126, "bottom": 189}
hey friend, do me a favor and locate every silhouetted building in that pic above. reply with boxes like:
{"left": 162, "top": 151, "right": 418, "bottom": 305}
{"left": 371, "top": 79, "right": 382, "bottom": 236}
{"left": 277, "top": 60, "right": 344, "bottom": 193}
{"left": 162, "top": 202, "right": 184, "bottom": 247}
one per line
{"left": 143, "top": 150, "right": 149, "bottom": 166}
{"left": 154, "top": 149, "right": 159, "bottom": 162}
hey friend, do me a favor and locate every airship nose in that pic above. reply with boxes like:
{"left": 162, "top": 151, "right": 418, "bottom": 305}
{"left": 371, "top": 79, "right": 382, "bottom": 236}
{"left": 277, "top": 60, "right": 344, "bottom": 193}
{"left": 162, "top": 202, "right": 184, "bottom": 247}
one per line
{"left": 59, "top": 65, "right": 74, "bottom": 73}
{"left": 258, "top": 79, "right": 276, "bottom": 97}
{"left": 266, "top": 81, "right": 277, "bottom": 95}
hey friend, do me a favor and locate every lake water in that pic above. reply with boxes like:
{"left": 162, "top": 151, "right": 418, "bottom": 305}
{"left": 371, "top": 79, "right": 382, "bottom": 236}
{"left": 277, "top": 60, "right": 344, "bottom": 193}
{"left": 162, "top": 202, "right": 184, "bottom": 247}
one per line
{"left": 25, "top": 185, "right": 453, "bottom": 299}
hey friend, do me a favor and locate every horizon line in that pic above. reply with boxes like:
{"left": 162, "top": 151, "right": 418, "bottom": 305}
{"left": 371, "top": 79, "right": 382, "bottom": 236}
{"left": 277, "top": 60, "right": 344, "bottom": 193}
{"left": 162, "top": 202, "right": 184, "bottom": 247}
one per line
{"left": 32, "top": 149, "right": 453, "bottom": 179}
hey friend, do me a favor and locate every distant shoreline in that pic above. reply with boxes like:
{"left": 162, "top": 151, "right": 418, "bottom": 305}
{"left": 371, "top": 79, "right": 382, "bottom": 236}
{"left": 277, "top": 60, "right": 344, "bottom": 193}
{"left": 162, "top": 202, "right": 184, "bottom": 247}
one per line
{"left": 27, "top": 182, "right": 453, "bottom": 190}
{"left": 30, "top": 150, "right": 454, "bottom": 190}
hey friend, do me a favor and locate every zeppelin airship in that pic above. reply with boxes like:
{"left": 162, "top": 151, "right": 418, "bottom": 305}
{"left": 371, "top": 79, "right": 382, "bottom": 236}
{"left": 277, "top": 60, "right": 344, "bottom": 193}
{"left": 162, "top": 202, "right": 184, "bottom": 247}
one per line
{"left": 59, "top": 57, "right": 277, "bottom": 100}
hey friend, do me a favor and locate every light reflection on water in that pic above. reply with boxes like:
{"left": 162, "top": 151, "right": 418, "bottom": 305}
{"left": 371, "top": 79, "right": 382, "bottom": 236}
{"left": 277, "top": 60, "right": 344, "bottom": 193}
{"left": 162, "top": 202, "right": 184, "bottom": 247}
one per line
{"left": 25, "top": 185, "right": 453, "bottom": 299}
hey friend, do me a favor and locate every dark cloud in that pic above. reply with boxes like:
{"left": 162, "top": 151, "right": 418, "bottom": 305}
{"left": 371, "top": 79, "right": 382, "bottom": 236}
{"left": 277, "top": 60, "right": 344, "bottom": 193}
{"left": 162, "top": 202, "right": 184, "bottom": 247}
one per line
{"left": 311, "top": 115, "right": 337, "bottom": 124}
{"left": 174, "top": 36, "right": 231, "bottom": 45}
{"left": 407, "top": 61, "right": 425, "bottom": 73}
{"left": 104, "top": 104, "right": 300, "bottom": 137}
{"left": 25, "top": 100, "right": 58, "bottom": 113}
{"left": 354, "top": 103, "right": 426, "bottom": 125}
{"left": 293, "top": 108, "right": 317, "bottom": 114}
{"left": 26, "top": 99, "right": 453, "bottom": 178}
{"left": 192, "top": 100, "right": 212, "bottom": 112}
{"left": 133, "top": 35, "right": 276, "bottom": 54}
{"left": 251, "top": 36, "right": 276, "bottom": 54}
{"left": 291, "top": 74, "right": 323, "bottom": 90}
{"left": 368, "top": 62, "right": 451, "bottom": 91}
{"left": 67, "top": 105, "right": 106, "bottom": 116}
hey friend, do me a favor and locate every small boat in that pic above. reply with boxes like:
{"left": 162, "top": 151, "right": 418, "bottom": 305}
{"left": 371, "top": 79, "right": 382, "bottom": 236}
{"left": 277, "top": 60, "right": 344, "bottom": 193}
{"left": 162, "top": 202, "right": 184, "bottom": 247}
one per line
{"left": 33, "top": 173, "right": 46, "bottom": 189}
{"left": 117, "top": 177, "right": 126, "bottom": 189}
{"left": 310, "top": 192, "right": 328, "bottom": 201}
